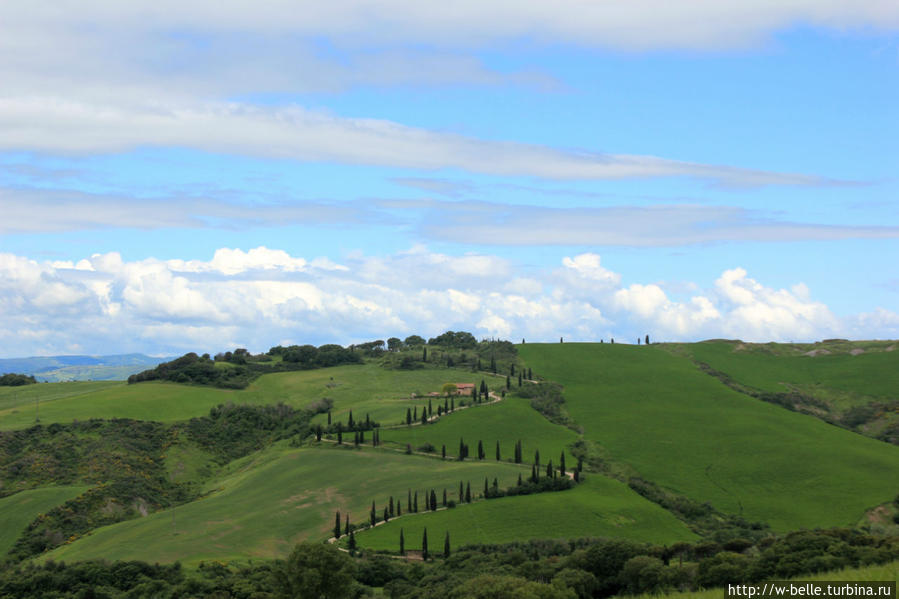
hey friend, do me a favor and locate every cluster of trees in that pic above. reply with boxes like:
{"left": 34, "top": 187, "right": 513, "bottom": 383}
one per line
{"left": 5, "top": 528, "right": 895, "bottom": 598}
{"left": 129, "top": 344, "right": 363, "bottom": 389}
{"left": 0, "top": 373, "right": 37, "bottom": 386}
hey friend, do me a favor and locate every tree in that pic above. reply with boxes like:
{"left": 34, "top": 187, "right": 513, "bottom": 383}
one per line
{"left": 327, "top": 410, "right": 332, "bottom": 425}
{"left": 546, "top": 460, "right": 553, "bottom": 478}
{"left": 407, "top": 489, "right": 412, "bottom": 512}
{"left": 490, "top": 356, "right": 497, "bottom": 374}
{"left": 495, "top": 441, "right": 501, "bottom": 461}
{"left": 442, "top": 488, "right": 447, "bottom": 507}
{"left": 441, "top": 383, "right": 458, "bottom": 396}
{"left": 459, "top": 437, "right": 466, "bottom": 461}
{"left": 527, "top": 368, "right": 532, "bottom": 380}
{"left": 399, "top": 528, "right": 405, "bottom": 555}
{"left": 348, "top": 528, "right": 357, "bottom": 554}
{"left": 477, "top": 440, "right": 485, "bottom": 460}
{"left": 459, "top": 481, "right": 464, "bottom": 501}
{"left": 484, "top": 477, "right": 489, "bottom": 498}
{"left": 535, "top": 449, "right": 540, "bottom": 467}
{"left": 430, "top": 489, "right": 437, "bottom": 511}
{"left": 413, "top": 406, "right": 418, "bottom": 421}
{"left": 387, "top": 337, "right": 403, "bottom": 351}
{"left": 413, "top": 491, "right": 418, "bottom": 512}
{"left": 645, "top": 334, "right": 650, "bottom": 345}
{"left": 441, "top": 444, "right": 446, "bottom": 460}
{"left": 348, "top": 410, "right": 354, "bottom": 428}
{"left": 404, "top": 334, "right": 425, "bottom": 346}
{"left": 344, "top": 514, "right": 350, "bottom": 536}
{"left": 275, "top": 543, "right": 355, "bottom": 599}
{"left": 421, "top": 410, "right": 427, "bottom": 425}
{"left": 383, "top": 507, "right": 389, "bottom": 522}
{"left": 518, "top": 373, "right": 522, "bottom": 387}
{"left": 510, "top": 364, "right": 515, "bottom": 376}
{"left": 465, "top": 481, "right": 471, "bottom": 503}
{"left": 406, "top": 408, "right": 412, "bottom": 425}
{"left": 517, "top": 472, "right": 523, "bottom": 486}
{"left": 334, "top": 511, "right": 342, "bottom": 539}
{"left": 337, "top": 429, "right": 343, "bottom": 445}
{"left": 422, "top": 528, "right": 429, "bottom": 560}
{"left": 389, "top": 496, "right": 395, "bottom": 517}
{"left": 444, "top": 531, "right": 451, "bottom": 558}
{"left": 315, "top": 424, "right": 323, "bottom": 442}
{"left": 560, "top": 452, "right": 566, "bottom": 477}
{"left": 428, "top": 399, "right": 433, "bottom": 417}
{"left": 370, "top": 501, "right": 377, "bottom": 526}
{"left": 506, "top": 375, "right": 511, "bottom": 390}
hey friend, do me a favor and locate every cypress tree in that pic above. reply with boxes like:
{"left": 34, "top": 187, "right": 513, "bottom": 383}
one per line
{"left": 430, "top": 489, "right": 437, "bottom": 511}
{"left": 406, "top": 408, "right": 412, "bottom": 425}
{"left": 315, "top": 424, "right": 323, "bottom": 442}
{"left": 477, "top": 358, "right": 482, "bottom": 370}
{"left": 422, "top": 528, "right": 429, "bottom": 560}
{"left": 518, "top": 373, "right": 522, "bottom": 387}
{"left": 428, "top": 399, "right": 433, "bottom": 417}
{"left": 483, "top": 477, "right": 488, "bottom": 498}
{"left": 383, "top": 507, "right": 389, "bottom": 522}
{"left": 458, "top": 438, "right": 465, "bottom": 461}
{"left": 646, "top": 334, "right": 650, "bottom": 345}
{"left": 444, "top": 531, "right": 451, "bottom": 558}
{"left": 389, "top": 496, "right": 394, "bottom": 517}
{"left": 444, "top": 397, "right": 448, "bottom": 413}
{"left": 510, "top": 364, "right": 515, "bottom": 376}
{"left": 359, "top": 429, "right": 364, "bottom": 444}
{"left": 535, "top": 449, "right": 540, "bottom": 467}
{"left": 531, "top": 464, "right": 538, "bottom": 483}
{"left": 337, "top": 429, "right": 343, "bottom": 445}
{"left": 560, "top": 452, "right": 566, "bottom": 477}
{"left": 477, "top": 440, "right": 484, "bottom": 460}
{"left": 528, "top": 368, "right": 532, "bottom": 379}
{"left": 506, "top": 375, "right": 510, "bottom": 390}
{"left": 546, "top": 460, "right": 553, "bottom": 478}
{"left": 400, "top": 528, "right": 405, "bottom": 555}
{"left": 574, "top": 470, "right": 580, "bottom": 482}
{"left": 407, "top": 489, "right": 412, "bottom": 512}
{"left": 413, "top": 491, "right": 418, "bottom": 513}
{"left": 490, "top": 356, "right": 496, "bottom": 374}
{"left": 442, "top": 488, "right": 447, "bottom": 507}
{"left": 493, "top": 478, "right": 499, "bottom": 492}
{"left": 471, "top": 387, "right": 477, "bottom": 403}
{"left": 441, "top": 445, "right": 446, "bottom": 460}
{"left": 397, "top": 503, "right": 402, "bottom": 516}
{"left": 370, "top": 501, "right": 376, "bottom": 526}
{"left": 345, "top": 514, "right": 350, "bottom": 536}
{"left": 327, "top": 410, "right": 332, "bottom": 425}
{"left": 577, "top": 457, "right": 583, "bottom": 472}
{"left": 348, "top": 410, "right": 354, "bottom": 428}
{"left": 495, "top": 440, "right": 500, "bottom": 461}
{"left": 334, "top": 511, "right": 341, "bottom": 539}
{"left": 421, "top": 410, "right": 427, "bottom": 425}
{"left": 348, "top": 528, "right": 357, "bottom": 553}
{"left": 353, "top": 431, "right": 359, "bottom": 447}
{"left": 413, "top": 406, "right": 418, "bottom": 421}
{"left": 366, "top": 413, "right": 371, "bottom": 427}
{"left": 517, "top": 472, "right": 523, "bottom": 486}
{"left": 465, "top": 482, "right": 471, "bottom": 503}
{"left": 459, "top": 481, "right": 464, "bottom": 501}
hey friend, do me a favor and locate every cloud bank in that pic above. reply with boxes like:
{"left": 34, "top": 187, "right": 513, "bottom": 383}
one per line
{"left": 1, "top": 247, "right": 894, "bottom": 358}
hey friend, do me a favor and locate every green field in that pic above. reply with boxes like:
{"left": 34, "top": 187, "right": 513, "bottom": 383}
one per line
{"left": 633, "top": 561, "right": 899, "bottom": 599}
{"left": 0, "top": 363, "right": 498, "bottom": 431}
{"left": 380, "top": 394, "right": 579, "bottom": 466}
{"left": 519, "top": 343, "right": 899, "bottom": 531}
{"left": 353, "top": 474, "right": 697, "bottom": 552}
{"left": 683, "top": 340, "right": 899, "bottom": 405}
{"left": 0, "top": 486, "right": 90, "bottom": 557}
{"left": 41, "top": 444, "right": 526, "bottom": 566}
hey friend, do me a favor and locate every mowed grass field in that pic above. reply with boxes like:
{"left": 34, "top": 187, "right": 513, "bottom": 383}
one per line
{"left": 353, "top": 474, "right": 697, "bottom": 553}
{"left": 380, "top": 395, "right": 579, "bottom": 467}
{"left": 0, "top": 486, "right": 90, "bottom": 557}
{"left": 0, "top": 363, "right": 491, "bottom": 431}
{"left": 519, "top": 343, "right": 899, "bottom": 531}
{"left": 684, "top": 340, "right": 899, "bottom": 403}
{"left": 41, "top": 444, "right": 525, "bottom": 566}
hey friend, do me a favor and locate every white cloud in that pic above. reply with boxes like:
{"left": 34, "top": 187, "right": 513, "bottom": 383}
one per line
{"left": 1, "top": 246, "right": 884, "bottom": 357}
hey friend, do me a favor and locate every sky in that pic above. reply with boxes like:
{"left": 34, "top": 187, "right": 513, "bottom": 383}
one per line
{"left": 0, "top": 1, "right": 897, "bottom": 357}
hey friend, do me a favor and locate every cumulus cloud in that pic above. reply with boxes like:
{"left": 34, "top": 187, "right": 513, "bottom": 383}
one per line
{"left": 0, "top": 247, "right": 887, "bottom": 357}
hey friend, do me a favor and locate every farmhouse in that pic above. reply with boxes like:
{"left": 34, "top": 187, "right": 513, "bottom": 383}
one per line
{"left": 453, "top": 383, "right": 475, "bottom": 395}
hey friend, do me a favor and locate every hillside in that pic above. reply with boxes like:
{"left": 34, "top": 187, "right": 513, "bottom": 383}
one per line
{"left": 0, "top": 354, "right": 170, "bottom": 382}
{"left": 518, "top": 342, "right": 899, "bottom": 531}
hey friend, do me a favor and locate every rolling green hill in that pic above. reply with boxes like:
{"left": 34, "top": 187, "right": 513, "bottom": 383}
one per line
{"left": 40, "top": 444, "right": 527, "bottom": 566}
{"left": 0, "top": 486, "right": 90, "bottom": 557}
{"left": 519, "top": 343, "right": 899, "bottom": 531}
{"left": 353, "top": 473, "right": 697, "bottom": 552}
{"left": 380, "top": 394, "right": 579, "bottom": 467}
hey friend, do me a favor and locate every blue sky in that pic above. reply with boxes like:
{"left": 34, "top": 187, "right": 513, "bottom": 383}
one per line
{"left": 0, "top": 2, "right": 897, "bottom": 357}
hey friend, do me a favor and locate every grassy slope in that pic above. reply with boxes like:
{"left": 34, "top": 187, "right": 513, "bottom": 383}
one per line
{"left": 0, "top": 363, "right": 492, "bottom": 431}
{"left": 0, "top": 486, "right": 90, "bottom": 557}
{"left": 41, "top": 445, "right": 525, "bottom": 566}
{"left": 631, "top": 561, "right": 899, "bottom": 599}
{"left": 519, "top": 343, "right": 899, "bottom": 531}
{"left": 684, "top": 340, "right": 899, "bottom": 403}
{"left": 380, "top": 395, "right": 579, "bottom": 466}
{"left": 354, "top": 474, "right": 697, "bottom": 553}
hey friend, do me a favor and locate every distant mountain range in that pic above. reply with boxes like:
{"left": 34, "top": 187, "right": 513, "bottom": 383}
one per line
{"left": 0, "top": 353, "right": 173, "bottom": 382}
